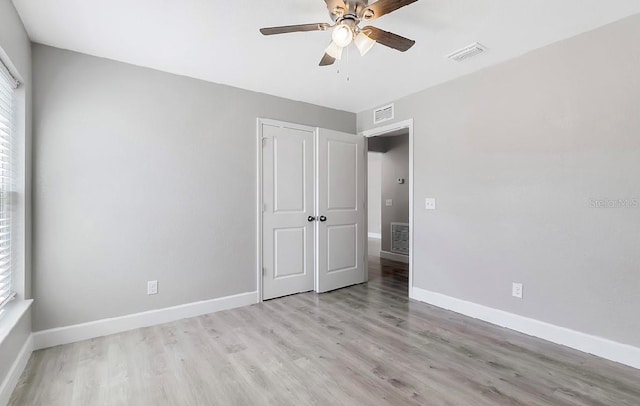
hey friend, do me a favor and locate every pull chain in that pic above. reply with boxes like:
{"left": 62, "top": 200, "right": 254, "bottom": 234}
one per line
{"left": 336, "top": 47, "right": 350, "bottom": 83}
{"left": 345, "top": 46, "right": 350, "bottom": 82}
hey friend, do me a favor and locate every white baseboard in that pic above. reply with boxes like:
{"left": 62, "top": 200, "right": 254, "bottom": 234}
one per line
{"left": 368, "top": 232, "right": 381, "bottom": 239}
{"left": 0, "top": 333, "right": 33, "bottom": 406}
{"left": 410, "top": 286, "right": 640, "bottom": 370}
{"left": 33, "top": 291, "right": 258, "bottom": 350}
{"left": 380, "top": 250, "right": 409, "bottom": 264}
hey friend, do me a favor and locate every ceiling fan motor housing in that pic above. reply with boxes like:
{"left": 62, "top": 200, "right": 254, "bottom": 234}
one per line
{"left": 329, "top": 0, "right": 373, "bottom": 22}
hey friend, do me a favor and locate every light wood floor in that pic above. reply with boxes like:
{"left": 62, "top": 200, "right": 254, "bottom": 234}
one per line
{"left": 10, "top": 252, "right": 640, "bottom": 405}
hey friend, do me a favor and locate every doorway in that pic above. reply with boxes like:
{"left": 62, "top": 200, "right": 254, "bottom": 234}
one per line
{"left": 362, "top": 120, "right": 414, "bottom": 294}
{"left": 257, "top": 119, "right": 366, "bottom": 301}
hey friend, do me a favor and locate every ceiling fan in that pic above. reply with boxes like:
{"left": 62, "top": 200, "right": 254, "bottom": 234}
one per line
{"left": 260, "top": 0, "right": 419, "bottom": 66}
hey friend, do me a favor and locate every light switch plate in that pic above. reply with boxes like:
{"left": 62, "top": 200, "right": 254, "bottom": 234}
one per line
{"left": 386, "top": 199, "right": 393, "bottom": 206}
{"left": 425, "top": 198, "right": 436, "bottom": 210}
{"left": 512, "top": 283, "right": 523, "bottom": 299}
{"left": 147, "top": 280, "right": 158, "bottom": 295}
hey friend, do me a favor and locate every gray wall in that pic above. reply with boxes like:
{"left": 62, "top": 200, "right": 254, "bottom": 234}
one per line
{"left": 0, "top": 0, "right": 32, "bottom": 390}
{"left": 32, "top": 44, "right": 355, "bottom": 331}
{"left": 367, "top": 152, "right": 382, "bottom": 236}
{"left": 0, "top": 0, "right": 30, "bottom": 81}
{"left": 380, "top": 135, "right": 409, "bottom": 254}
{"left": 357, "top": 14, "right": 640, "bottom": 347}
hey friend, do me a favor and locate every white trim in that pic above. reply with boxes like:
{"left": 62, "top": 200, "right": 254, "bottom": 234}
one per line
{"left": 0, "top": 59, "right": 19, "bottom": 89}
{"left": 0, "top": 294, "right": 17, "bottom": 314}
{"left": 411, "top": 286, "right": 640, "bottom": 370}
{"left": 367, "top": 232, "right": 381, "bottom": 239}
{"left": 33, "top": 291, "right": 257, "bottom": 350}
{"left": 0, "top": 333, "right": 33, "bottom": 406}
{"left": 256, "top": 118, "right": 264, "bottom": 303}
{"left": 360, "top": 119, "right": 414, "bottom": 292}
{"left": 380, "top": 250, "right": 409, "bottom": 264}
{"left": 0, "top": 300, "right": 32, "bottom": 346}
{"left": 363, "top": 144, "right": 369, "bottom": 281}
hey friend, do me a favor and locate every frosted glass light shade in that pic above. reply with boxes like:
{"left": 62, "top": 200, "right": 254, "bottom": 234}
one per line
{"left": 354, "top": 32, "right": 376, "bottom": 56}
{"left": 332, "top": 24, "right": 354, "bottom": 47}
{"left": 325, "top": 41, "right": 344, "bottom": 60}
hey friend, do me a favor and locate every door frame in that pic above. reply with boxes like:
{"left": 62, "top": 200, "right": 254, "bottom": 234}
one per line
{"left": 360, "top": 119, "right": 415, "bottom": 294}
{"left": 256, "top": 118, "right": 319, "bottom": 303}
{"left": 256, "top": 118, "right": 412, "bottom": 301}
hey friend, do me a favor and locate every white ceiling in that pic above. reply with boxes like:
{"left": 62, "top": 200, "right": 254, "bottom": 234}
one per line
{"left": 13, "top": 0, "right": 640, "bottom": 112}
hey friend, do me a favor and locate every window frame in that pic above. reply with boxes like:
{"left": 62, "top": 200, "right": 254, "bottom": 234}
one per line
{"left": 0, "top": 53, "right": 26, "bottom": 320}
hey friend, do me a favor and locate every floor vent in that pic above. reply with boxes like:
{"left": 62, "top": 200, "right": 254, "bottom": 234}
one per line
{"left": 391, "top": 222, "right": 409, "bottom": 255}
{"left": 373, "top": 103, "right": 394, "bottom": 124}
{"left": 447, "top": 42, "right": 488, "bottom": 62}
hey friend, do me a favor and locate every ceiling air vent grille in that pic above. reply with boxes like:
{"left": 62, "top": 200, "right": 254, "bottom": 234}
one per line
{"left": 373, "top": 104, "right": 394, "bottom": 124}
{"left": 447, "top": 43, "right": 488, "bottom": 62}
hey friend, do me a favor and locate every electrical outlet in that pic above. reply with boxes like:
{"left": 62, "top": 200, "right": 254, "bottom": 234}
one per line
{"left": 386, "top": 199, "right": 393, "bottom": 206}
{"left": 147, "top": 280, "right": 158, "bottom": 295}
{"left": 512, "top": 283, "right": 523, "bottom": 299}
{"left": 425, "top": 198, "right": 436, "bottom": 210}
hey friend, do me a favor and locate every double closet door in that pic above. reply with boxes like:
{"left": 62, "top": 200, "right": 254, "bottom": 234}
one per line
{"left": 260, "top": 119, "right": 366, "bottom": 300}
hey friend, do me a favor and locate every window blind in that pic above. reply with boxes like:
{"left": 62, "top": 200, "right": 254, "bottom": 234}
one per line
{"left": 0, "top": 61, "right": 17, "bottom": 311}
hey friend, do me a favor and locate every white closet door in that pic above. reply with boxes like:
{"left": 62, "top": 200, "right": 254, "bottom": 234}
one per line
{"left": 316, "top": 128, "right": 366, "bottom": 293}
{"left": 262, "top": 121, "right": 315, "bottom": 300}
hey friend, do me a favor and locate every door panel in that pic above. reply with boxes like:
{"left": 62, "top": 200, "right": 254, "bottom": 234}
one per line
{"left": 262, "top": 122, "right": 315, "bottom": 300}
{"left": 274, "top": 136, "right": 305, "bottom": 212}
{"left": 327, "top": 224, "right": 357, "bottom": 272}
{"left": 274, "top": 227, "right": 306, "bottom": 278}
{"left": 316, "top": 128, "right": 366, "bottom": 293}
{"left": 328, "top": 141, "right": 358, "bottom": 210}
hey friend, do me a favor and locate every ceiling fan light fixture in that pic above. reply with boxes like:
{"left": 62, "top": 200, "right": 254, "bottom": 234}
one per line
{"left": 259, "top": 0, "right": 420, "bottom": 67}
{"left": 325, "top": 41, "right": 343, "bottom": 60}
{"left": 354, "top": 31, "right": 376, "bottom": 56}
{"left": 331, "top": 23, "right": 354, "bottom": 47}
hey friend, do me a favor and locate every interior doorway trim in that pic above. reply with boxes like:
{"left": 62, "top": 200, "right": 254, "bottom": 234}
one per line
{"left": 256, "top": 118, "right": 263, "bottom": 304}
{"left": 360, "top": 119, "right": 415, "bottom": 295}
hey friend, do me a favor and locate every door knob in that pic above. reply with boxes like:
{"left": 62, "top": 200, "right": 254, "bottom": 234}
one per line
{"left": 319, "top": 215, "right": 327, "bottom": 222}
{"left": 307, "top": 216, "right": 316, "bottom": 222}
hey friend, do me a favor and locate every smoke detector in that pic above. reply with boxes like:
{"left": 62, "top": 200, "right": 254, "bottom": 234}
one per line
{"left": 447, "top": 43, "right": 488, "bottom": 62}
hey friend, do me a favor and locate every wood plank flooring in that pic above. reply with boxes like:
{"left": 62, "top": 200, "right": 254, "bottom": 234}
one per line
{"left": 10, "top": 252, "right": 640, "bottom": 405}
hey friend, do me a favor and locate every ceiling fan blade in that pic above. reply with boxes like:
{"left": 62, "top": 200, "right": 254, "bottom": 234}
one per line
{"left": 260, "top": 23, "right": 331, "bottom": 36}
{"left": 361, "top": 0, "right": 419, "bottom": 20}
{"left": 362, "top": 26, "right": 415, "bottom": 52}
{"left": 319, "top": 53, "right": 336, "bottom": 66}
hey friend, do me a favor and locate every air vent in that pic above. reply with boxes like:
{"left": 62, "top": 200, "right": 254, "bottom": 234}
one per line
{"left": 373, "top": 104, "right": 394, "bottom": 124}
{"left": 391, "top": 222, "right": 409, "bottom": 255}
{"left": 447, "top": 42, "right": 488, "bottom": 62}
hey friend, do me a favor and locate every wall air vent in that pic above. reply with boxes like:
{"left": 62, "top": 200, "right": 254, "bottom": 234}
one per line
{"left": 447, "top": 42, "right": 488, "bottom": 62}
{"left": 391, "top": 222, "right": 409, "bottom": 255}
{"left": 373, "top": 103, "right": 394, "bottom": 124}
